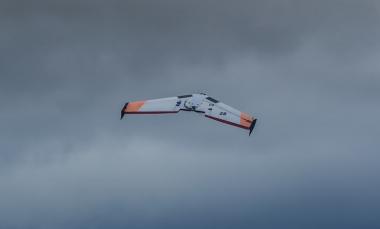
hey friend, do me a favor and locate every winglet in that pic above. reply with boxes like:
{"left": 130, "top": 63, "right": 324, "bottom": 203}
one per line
{"left": 120, "top": 103, "right": 128, "bottom": 120}
{"left": 249, "top": 118, "right": 257, "bottom": 136}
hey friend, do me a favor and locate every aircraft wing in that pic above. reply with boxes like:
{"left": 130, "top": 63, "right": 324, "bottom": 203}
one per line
{"left": 201, "top": 97, "right": 257, "bottom": 136}
{"left": 120, "top": 96, "right": 181, "bottom": 119}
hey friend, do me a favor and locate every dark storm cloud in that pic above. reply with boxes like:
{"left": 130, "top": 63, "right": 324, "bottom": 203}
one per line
{"left": 1, "top": 0, "right": 380, "bottom": 228}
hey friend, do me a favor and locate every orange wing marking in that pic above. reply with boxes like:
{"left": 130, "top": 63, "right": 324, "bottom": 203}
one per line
{"left": 240, "top": 112, "right": 253, "bottom": 128}
{"left": 125, "top": 101, "right": 145, "bottom": 112}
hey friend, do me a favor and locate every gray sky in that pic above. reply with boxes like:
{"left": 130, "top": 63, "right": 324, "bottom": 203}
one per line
{"left": 1, "top": 0, "right": 380, "bottom": 228}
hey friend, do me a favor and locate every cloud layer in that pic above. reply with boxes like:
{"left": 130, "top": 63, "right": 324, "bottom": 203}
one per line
{"left": 1, "top": 0, "right": 380, "bottom": 228}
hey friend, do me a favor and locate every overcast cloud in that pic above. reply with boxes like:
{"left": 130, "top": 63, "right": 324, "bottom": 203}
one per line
{"left": 1, "top": 0, "right": 380, "bottom": 228}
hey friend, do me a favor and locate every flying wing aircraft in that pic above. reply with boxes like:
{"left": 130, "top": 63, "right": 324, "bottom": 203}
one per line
{"left": 120, "top": 93, "right": 257, "bottom": 135}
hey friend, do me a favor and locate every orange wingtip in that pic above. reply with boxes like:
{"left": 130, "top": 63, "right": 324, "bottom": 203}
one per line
{"left": 125, "top": 101, "right": 145, "bottom": 112}
{"left": 240, "top": 112, "right": 253, "bottom": 128}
